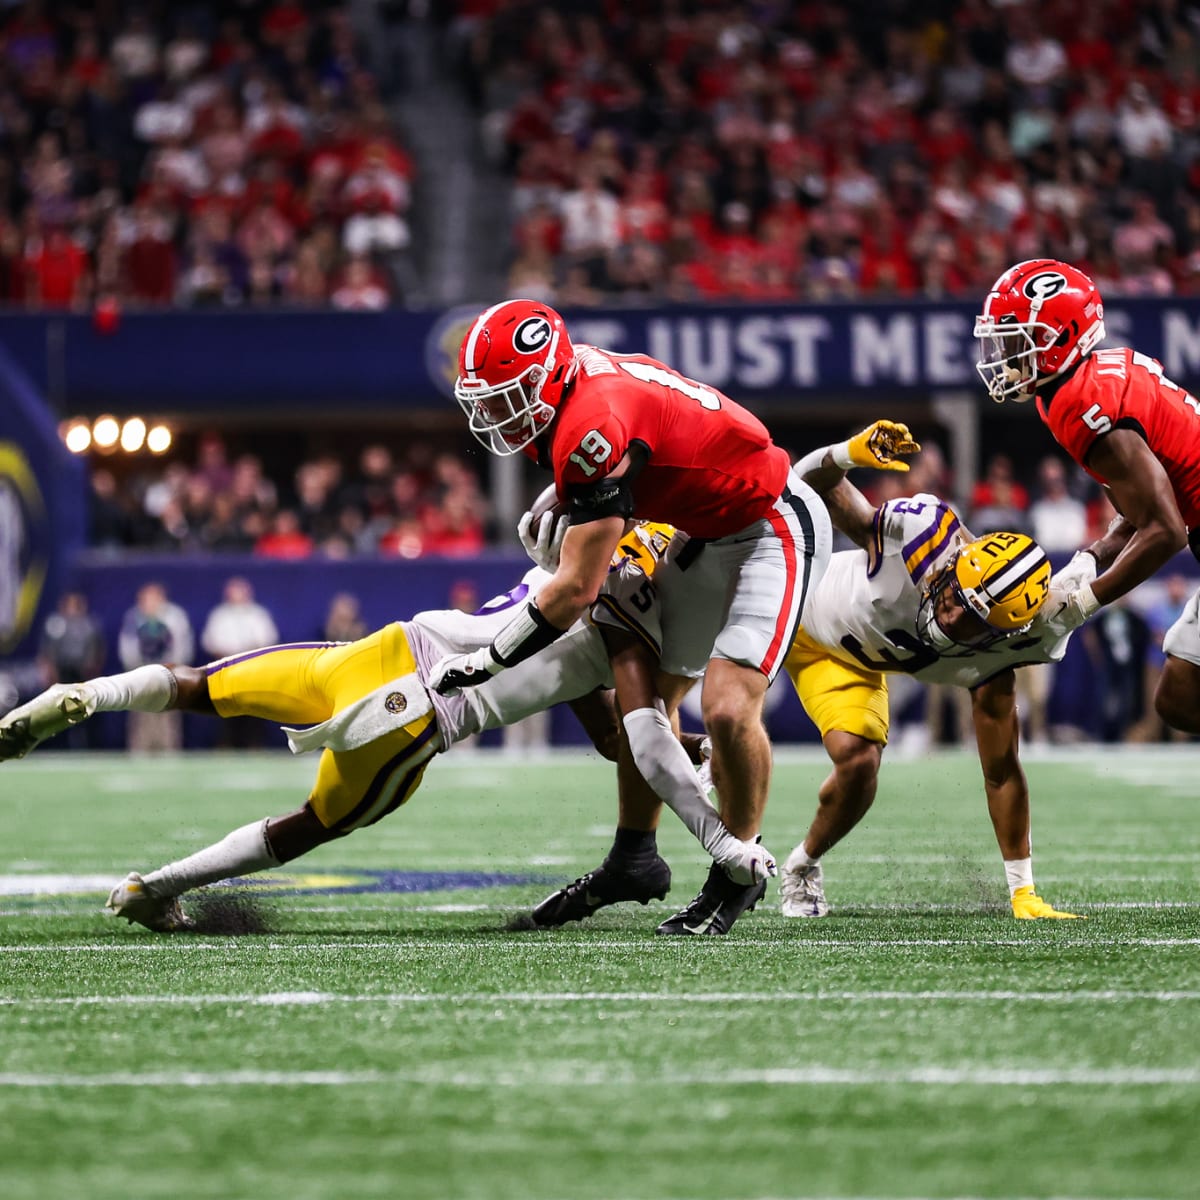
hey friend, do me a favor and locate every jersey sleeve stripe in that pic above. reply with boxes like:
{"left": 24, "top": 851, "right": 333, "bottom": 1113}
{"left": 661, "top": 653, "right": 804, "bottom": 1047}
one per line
{"left": 591, "top": 593, "right": 662, "bottom": 657}
{"left": 904, "top": 509, "right": 961, "bottom": 582}
{"left": 866, "top": 506, "right": 887, "bottom": 579}
{"left": 900, "top": 503, "right": 954, "bottom": 564}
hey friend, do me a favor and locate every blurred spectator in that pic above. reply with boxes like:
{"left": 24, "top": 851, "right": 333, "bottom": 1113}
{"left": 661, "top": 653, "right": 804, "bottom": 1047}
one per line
{"left": 38, "top": 591, "right": 105, "bottom": 749}
{"left": 1116, "top": 82, "right": 1174, "bottom": 160}
{"left": 330, "top": 255, "right": 390, "bottom": 309}
{"left": 323, "top": 591, "right": 366, "bottom": 642}
{"left": 200, "top": 576, "right": 279, "bottom": 747}
{"left": 118, "top": 582, "right": 193, "bottom": 753}
{"left": 1132, "top": 573, "right": 1196, "bottom": 742}
{"left": 1085, "top": 600, "right": 1153, "bottom": 743}
{"left": 201, "top": 577, "right": 278, "bottom": 662}
{"left": 255, "top": 509, "right": 314, "bottom": 559}
{"left": 1027, "top": 457, "right": 1088, "bottom": 552}
{"left": 969, "top": 455, "right": 1030, "bottom": 535}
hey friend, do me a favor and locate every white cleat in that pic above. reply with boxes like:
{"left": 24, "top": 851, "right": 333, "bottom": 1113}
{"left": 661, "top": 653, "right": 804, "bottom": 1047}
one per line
{"left": 780, "top": 859, "right": 829, "bottom": 918}
{"left": 0, "top": 683, "right": 96, "bottom": 761}
{"left": 105, "top": 872, "right": 194, "bottom": 933}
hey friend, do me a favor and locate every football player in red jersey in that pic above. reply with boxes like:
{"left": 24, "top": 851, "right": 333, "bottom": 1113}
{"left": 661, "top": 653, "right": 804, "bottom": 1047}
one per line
{"left": 975, "top": 259, "right": 1200, "bottom": 734}
{"left": 433, "top": 298, "right": 839, "bottom": 934}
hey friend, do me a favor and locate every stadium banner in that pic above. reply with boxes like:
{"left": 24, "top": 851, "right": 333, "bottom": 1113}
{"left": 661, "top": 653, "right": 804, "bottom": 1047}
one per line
{"left": 0, "top": 299, "right": 1197, "bottom": 410}
{"left": 0, "top": 346, "right": 86, "bottom": 657}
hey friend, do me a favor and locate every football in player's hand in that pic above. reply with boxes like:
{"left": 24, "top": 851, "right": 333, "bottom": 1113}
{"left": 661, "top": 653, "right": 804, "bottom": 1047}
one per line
{"left": 529, "top": 483, "right": 567, "bottom": 524}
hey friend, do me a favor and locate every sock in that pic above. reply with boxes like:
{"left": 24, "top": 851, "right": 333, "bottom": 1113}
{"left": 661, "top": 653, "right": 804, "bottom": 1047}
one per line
{"left": 143, "top": 819, "right": 279, "bottom": 898}
{"left": 785, "top": 842, "right": 818, "bottom": 872}
{"left": 87, "top": 665, "right": 177, "bottom": 713}
{"left": 1004, "top": 856, "right": 1034, "bottom": 896}
{"left": 605, "top": 826, "right": 657, "bottom": 867}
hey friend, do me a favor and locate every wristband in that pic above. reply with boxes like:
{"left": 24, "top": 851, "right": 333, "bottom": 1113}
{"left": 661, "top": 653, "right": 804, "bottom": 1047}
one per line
{"left": 489, "top": 601, "right": 564, "bottom": 668}
{"left": 1075, "top": 581, "right": 1100, "bottom": 619}
{"left": 829, "top": 440, "right": 855, "bottom": 471}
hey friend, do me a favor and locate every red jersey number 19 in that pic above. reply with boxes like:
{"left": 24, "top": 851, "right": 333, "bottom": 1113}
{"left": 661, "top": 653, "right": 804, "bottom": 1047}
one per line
{"left": 569, "top": 429, "right": 613, "bottom": 477}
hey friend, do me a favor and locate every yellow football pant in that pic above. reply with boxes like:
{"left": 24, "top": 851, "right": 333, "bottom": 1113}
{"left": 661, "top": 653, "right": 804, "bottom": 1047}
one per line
{"left": 205, "top": 624, "right": 440, "bottom": 832}
{"left": 784, "top": 628, "right": 890, "bottom": 745}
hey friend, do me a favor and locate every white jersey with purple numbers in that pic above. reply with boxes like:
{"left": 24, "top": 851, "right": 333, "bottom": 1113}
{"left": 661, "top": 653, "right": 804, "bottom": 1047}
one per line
{"left": 799, "top": 493, "right": 1071, "bottom": 687}
{"left": 404, "top": 561, "right": 663, "bottom": 746}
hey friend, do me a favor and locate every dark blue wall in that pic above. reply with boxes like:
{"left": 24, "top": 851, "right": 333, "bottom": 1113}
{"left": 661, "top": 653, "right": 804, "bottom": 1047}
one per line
{"left": 1, "top": 299, "right": 1197, "bottom": 412}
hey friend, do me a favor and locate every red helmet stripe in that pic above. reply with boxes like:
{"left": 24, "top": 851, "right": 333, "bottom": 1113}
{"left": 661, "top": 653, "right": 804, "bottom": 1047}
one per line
{"left": 462, "top": 301, "right": 509, "bottom": 375}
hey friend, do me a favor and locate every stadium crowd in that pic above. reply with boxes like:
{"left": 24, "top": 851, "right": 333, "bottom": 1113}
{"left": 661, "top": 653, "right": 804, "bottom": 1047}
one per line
{"left": 0, "top": 0, "right": 413, "bottom": 310}
{"left": 456, "top": 0, "right": 1200, "bottom": 304}
{"left": 89, "top": 434, "right": 491, "bottom": 559}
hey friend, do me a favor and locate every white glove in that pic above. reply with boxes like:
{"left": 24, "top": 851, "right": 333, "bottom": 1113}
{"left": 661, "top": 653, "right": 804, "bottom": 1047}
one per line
{"left": 1050, "top": 549, "right": 1098, "bottom": 594}
{"left": 517, "top": 509, "right": 569, "bottom": 572}
{"left": 717, "top": 839, "right": 778, "bottom": 886}
{"left": 428, "top": 647, "right": 502, "bottom": 697}
{"left": 1038, "top": 581, "right": 1101, "bottom": 640}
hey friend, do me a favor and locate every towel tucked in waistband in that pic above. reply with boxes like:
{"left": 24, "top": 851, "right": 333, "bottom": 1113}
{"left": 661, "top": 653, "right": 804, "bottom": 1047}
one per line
{"left": 282, "top": 672, "right": 434, "bottom": 753}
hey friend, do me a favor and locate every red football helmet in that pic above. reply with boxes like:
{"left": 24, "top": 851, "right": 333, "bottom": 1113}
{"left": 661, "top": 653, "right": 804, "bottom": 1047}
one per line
{"left": 454, "top": 299, "right": 577, "bottom": 455}
{"left": 974, "top": 259, "right": 1106, "bottom": 403}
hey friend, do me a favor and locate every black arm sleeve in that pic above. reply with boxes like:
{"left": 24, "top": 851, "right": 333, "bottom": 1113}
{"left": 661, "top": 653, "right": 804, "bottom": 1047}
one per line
{"left": 565, "top": 440, "right": 650, "bottom": 526}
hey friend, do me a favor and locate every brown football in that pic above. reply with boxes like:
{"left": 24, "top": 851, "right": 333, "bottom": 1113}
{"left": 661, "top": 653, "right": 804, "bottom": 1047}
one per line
{"left": 529, "top": 483, "right": 568, "bottom": 523}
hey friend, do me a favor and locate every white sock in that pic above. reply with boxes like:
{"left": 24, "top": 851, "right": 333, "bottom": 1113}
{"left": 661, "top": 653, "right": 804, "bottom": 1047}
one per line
{"left": 143, "top": 819, "right": 279, "bottom": 898}
{"left": 785, "top": 842, "right": 818, "bottom": 872}
{"left": 1004, "top": 856, "right": 1034, "bottom": 895}
{"left": 87, "top": 665, "right": 177, "bottom": 713}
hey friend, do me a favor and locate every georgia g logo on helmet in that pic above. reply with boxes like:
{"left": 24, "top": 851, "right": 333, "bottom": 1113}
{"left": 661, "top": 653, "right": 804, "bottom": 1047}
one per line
{"left": 512, "top": 316, "right": 552, "bottom": 355}
{"left": 1022, "top": 271, "right": 1068, "bottom": 302}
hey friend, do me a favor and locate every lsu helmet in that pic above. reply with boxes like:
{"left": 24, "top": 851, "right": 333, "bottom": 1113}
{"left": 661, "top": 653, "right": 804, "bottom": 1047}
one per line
{"left": 917, "top": 531, "right": 1051, "bottom": 652}
{"left": 454, "top": 299, "right": 577, "bottom": 455}
{"left": 612, "top": 521, "right": 677, "bottom": 574}
{"left": 974, "top": 259, "right": 1106, "bottom": 403}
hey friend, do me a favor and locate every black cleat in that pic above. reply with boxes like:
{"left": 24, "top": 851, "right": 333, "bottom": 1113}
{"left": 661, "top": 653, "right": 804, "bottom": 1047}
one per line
{"left": 655, "top": 861, "right": 767, "bottom": 936}
{"left": 530, "top": 855, "right": 671, "bottom": 928}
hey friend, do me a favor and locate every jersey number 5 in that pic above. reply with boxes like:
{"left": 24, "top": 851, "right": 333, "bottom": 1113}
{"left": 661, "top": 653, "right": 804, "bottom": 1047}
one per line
{"left": 1081, "top": 404, "right": 1112, "bottom": 434}
{"left": 569, "top": 429, "right": 613, "bottom": 477}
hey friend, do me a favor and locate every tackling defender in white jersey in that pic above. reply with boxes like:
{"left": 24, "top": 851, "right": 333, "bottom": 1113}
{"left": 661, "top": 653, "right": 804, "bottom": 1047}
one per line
{"left": 0, "top": 521, "right": 774, "bottom": 931}
{"left": 777, "top": 438, "right": 1081, "bottom": 919}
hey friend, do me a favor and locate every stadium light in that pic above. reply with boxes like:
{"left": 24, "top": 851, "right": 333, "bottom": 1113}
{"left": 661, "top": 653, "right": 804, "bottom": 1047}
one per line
{"left": 92, "top": 415, "right": 120, "bottom": 449}
{"left": 147, "top": 425, "right": 172, "bottom": 454}
{"left": 120, "top": 417, "right": 147, "bottom": 452}
{"left": 63, "top": 421, "right": 92, "bottom": 454}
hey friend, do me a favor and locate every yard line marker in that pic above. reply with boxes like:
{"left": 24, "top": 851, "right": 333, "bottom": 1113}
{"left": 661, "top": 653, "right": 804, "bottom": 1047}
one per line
{"left": 0, "top": 1065, "right": 1197, "bottom": 1088}
{"left": 3, "top": 936, "right": 1200, "bottom": 953}
{"left": 3, "top": 900, "right": 1199, "bottom": 919}
{"left": 3, "top": 988, "right": 1200, "bottom": 1008}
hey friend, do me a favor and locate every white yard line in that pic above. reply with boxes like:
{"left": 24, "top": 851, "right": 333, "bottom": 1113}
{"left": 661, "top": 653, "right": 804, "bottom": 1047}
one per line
{"left": 0, "top": 1065, "right": 1196, "bottom": 1089}
{"left": 3, "top": 988, "right": 1200, "bottom": 1008}
{"left": 3, "top": 936, "right": 1200, "bottom": 954}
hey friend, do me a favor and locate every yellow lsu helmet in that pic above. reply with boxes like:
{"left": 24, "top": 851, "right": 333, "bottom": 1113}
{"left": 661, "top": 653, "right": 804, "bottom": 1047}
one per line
{"left": 612, "top": 521, "right": 677, "bottom": 575}
{"left": 918, "top": 531, "right": 1051, "bottom": 650}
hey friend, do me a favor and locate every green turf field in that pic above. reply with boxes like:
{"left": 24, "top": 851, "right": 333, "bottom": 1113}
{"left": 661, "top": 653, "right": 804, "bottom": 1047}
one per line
{"left": 1, "top": 747, "right": 1197, "bottom": 1200}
